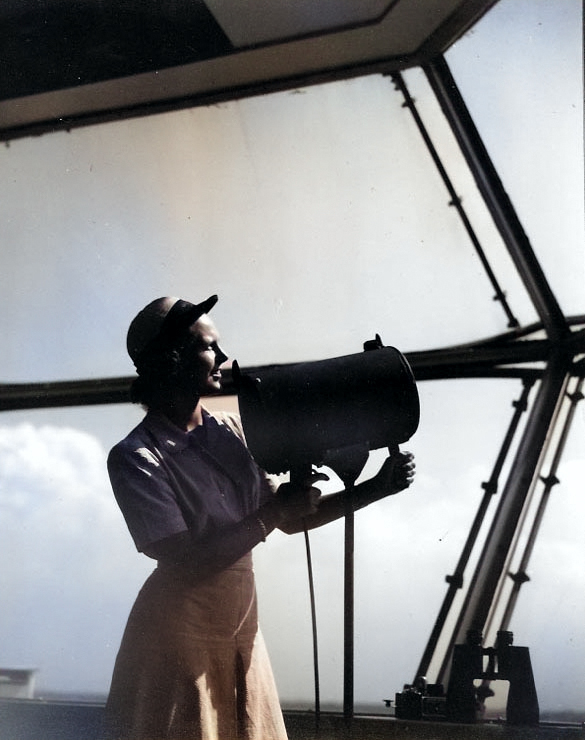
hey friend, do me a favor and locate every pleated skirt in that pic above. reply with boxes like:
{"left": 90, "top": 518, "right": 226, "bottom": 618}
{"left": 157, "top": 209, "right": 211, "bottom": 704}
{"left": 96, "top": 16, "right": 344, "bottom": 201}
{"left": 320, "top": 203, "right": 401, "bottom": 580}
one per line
{"left": 104, "top": 555, "right": 288, "bottom": 740}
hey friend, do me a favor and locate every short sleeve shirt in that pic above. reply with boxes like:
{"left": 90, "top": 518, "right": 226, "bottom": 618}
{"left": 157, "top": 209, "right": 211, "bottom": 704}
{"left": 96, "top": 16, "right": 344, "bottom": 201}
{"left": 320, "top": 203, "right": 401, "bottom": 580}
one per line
{"left": 107, "top": 409, "right": 274, "bottom": 552}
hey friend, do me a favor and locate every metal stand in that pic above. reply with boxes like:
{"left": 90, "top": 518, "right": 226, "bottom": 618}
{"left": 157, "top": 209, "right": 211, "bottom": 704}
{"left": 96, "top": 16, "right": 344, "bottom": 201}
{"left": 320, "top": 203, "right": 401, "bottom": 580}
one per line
{"left": 343, "top": 484, "right": 355, "bottom": 729}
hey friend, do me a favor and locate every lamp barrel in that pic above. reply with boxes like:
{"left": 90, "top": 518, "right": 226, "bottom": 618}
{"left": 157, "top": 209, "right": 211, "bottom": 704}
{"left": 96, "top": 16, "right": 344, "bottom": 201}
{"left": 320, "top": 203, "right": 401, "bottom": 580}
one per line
{"left": 236, "top": 346, "right": 419, "bottom": 474}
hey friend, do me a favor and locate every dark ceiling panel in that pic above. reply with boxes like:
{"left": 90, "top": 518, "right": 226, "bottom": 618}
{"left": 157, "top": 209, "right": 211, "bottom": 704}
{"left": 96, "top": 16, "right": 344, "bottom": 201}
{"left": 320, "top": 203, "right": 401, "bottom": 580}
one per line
{"left": 0, "top": 0, "right": 499, "bottom": 140}
{"left": 0, "top": 0, "right": 234, "bottom": 100}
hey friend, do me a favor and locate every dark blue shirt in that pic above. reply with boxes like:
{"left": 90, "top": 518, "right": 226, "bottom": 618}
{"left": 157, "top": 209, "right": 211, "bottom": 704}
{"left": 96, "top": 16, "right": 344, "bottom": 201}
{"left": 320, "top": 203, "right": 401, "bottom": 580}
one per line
{"left": 107, "top": 410, "right": 273, "bottom": 552}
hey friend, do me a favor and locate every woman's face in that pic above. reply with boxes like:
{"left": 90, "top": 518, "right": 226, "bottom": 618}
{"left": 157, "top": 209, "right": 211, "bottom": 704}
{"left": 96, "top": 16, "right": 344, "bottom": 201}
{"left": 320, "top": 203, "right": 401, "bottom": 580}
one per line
{"left": 180, "top": 315, "right": 228, "bottom": 395}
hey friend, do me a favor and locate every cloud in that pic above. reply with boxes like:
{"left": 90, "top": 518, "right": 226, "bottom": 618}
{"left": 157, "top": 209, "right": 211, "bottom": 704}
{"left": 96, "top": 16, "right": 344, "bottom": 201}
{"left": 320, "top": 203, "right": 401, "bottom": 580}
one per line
{"left": 0, "top": 423, "right": 151, "bottom": 694}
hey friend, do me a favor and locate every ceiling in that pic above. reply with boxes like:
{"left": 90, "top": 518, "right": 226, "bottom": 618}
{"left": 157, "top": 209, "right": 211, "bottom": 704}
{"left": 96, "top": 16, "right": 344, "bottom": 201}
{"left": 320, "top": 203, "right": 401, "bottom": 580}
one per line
{"left": 0, "top": 0, "right": 498, "bottom": 140}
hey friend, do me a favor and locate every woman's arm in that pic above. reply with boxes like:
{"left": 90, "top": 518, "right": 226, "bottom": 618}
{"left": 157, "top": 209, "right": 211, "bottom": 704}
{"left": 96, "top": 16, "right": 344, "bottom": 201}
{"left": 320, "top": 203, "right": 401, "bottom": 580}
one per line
{"left": 142, "top": 510, "right": 271, "bottom": 576}
{"left": 144, "top": 452, "right": 414, "bottom": 575}
{"left": 277, "top": 450, "right": 415, "bottom": 535}
{"left": 143, "top": 480, "right": 322, "bottom": 578}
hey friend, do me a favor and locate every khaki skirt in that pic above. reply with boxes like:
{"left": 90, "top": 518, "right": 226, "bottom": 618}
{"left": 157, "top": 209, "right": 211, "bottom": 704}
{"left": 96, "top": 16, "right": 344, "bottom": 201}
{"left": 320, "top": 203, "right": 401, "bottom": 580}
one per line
{"left": 105, "top": 555, "right": 287, "bottom": 740}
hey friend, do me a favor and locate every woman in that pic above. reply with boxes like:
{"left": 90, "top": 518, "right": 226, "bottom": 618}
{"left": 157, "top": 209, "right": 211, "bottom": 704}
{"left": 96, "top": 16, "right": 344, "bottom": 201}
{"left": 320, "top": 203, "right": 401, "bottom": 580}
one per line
{"left": 105, "top": 294, "right": 415, "bottom": 740}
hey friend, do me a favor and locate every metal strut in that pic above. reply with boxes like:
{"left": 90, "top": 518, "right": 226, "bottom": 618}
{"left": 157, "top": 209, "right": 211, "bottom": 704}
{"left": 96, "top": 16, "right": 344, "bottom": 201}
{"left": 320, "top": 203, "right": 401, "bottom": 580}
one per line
{"left": 423, "top": 56, "right": 569, "bottom": 342}
{"left": 443, "top": 354, "right": 569, "bottom": 671}
{"left": 403, "top": 54, "right": 576, "bottom": 706}
{"left": 497, "top": 375, "right": 585, "bottom": 633}
{"left": 389, "top": 70, "right": 519, "bottom": 329}
{"left": 415, "top": 377, "right": 534, "bottom": 684}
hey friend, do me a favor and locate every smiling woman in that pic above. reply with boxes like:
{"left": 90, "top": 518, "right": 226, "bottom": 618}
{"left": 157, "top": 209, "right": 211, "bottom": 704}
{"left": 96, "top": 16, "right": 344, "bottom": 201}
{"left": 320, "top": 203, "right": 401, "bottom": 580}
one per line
{"left": 126, "top": 295, "right": 227, "bottom": 409}
{"left": 0, "top": 0, "right": 583, "bottom": 727}
{"left": 104, "top": 294, "right": 414, "bottom": 739}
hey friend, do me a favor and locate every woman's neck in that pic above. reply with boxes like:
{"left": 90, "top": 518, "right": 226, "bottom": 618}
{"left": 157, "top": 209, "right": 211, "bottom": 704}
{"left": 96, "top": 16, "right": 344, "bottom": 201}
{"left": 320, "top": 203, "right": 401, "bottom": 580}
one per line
{"left": 158, "top": 394, "right": 203, "bottom": 432}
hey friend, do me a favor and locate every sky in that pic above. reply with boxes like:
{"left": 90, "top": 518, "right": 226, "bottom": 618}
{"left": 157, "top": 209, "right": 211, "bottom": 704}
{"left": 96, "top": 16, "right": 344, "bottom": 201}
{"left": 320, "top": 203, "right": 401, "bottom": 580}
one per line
{"left": 0, "top": 0, "right": 583, "bottom": 720}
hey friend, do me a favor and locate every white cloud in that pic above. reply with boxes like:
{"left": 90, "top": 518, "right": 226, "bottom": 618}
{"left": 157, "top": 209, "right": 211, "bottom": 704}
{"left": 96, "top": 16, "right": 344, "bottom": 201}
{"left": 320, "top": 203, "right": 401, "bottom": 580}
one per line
{"left": 0, "top": 423, "right": 151, "bottom": 694}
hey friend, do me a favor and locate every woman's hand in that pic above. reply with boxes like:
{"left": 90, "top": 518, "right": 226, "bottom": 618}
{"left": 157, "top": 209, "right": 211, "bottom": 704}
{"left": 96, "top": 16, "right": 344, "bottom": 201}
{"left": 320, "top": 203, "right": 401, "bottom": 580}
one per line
{"left": 266, "top": 453, "right": 416, "bottom": 535}
{"left": 275, "top": 471, "right": 329, "bottom": 523}
{"left": 259, "top": 471, "right": 328, "bottom": 530}
{"left": 374, "top": 450, "right": 416, "bottom": 496}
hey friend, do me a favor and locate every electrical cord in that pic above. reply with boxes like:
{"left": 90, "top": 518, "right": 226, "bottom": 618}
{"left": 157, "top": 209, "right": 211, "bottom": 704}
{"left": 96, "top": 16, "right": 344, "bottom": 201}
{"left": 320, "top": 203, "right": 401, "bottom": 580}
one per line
{"left": 304, "top": 523, "right": 321, "bottom": 734}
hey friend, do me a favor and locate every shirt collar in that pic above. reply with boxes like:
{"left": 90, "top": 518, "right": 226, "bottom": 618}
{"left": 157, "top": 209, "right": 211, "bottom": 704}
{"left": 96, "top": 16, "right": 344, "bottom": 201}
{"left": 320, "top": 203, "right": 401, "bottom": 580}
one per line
{"left": 142, "top": 409, "right": 216, "bottom": 454}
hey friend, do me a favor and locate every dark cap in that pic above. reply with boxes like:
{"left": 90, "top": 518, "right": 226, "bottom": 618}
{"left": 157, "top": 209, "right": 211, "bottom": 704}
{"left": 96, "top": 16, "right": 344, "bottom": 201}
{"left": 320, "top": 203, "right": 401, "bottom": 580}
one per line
{"left": 126, "top": 294, "right": 218, "bottom": 365}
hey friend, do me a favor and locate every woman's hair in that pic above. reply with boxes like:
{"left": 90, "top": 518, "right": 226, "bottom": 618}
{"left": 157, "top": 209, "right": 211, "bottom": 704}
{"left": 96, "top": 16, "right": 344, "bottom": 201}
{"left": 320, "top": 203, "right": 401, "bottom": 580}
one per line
{"left": 129, "top": 338, "right": 191, "bottom": 409}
